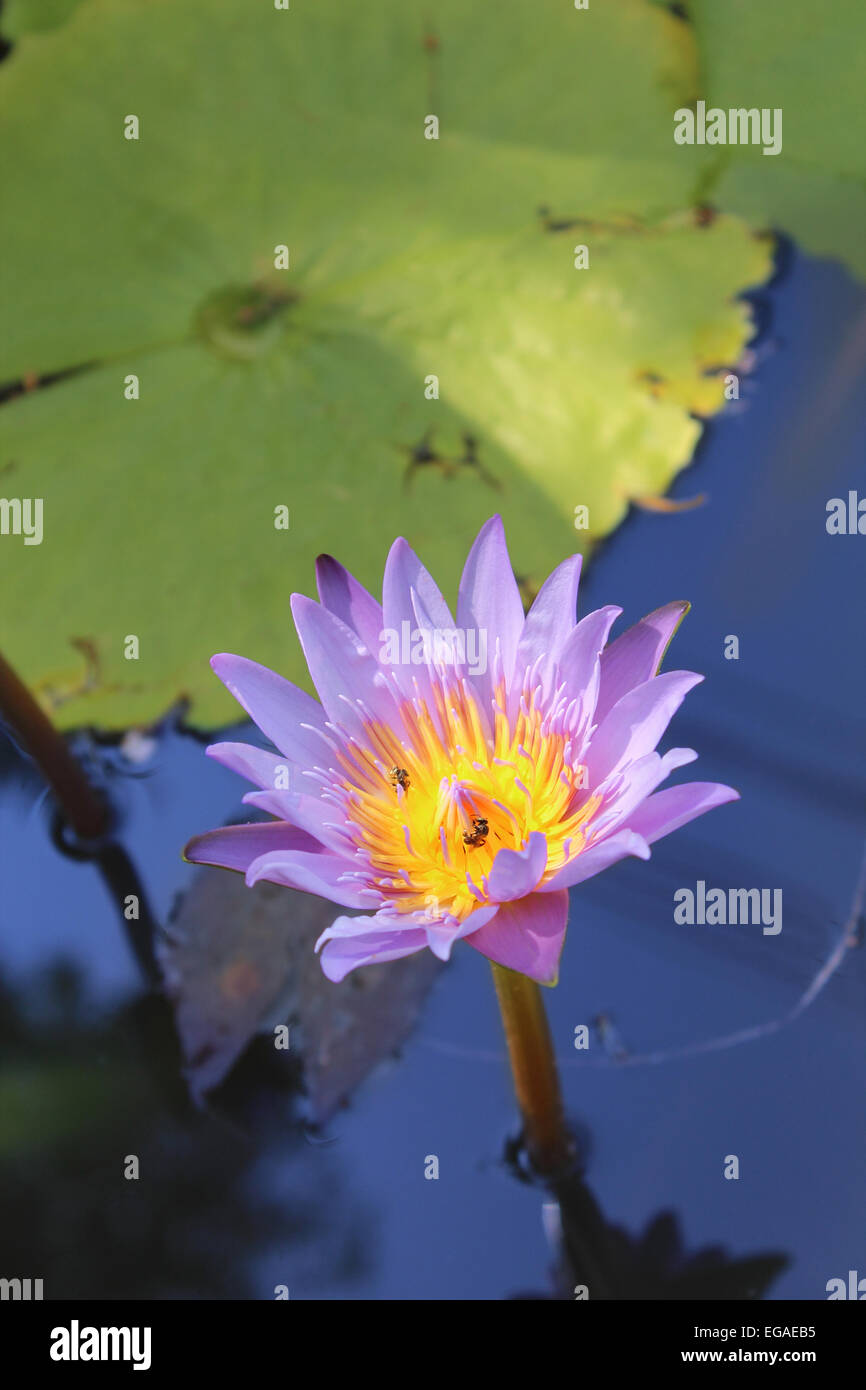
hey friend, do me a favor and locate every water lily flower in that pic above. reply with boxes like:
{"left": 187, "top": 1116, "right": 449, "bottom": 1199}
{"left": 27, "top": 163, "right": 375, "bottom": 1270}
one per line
{"left": 184, "top": 516, "right": 737, "bottom": 987}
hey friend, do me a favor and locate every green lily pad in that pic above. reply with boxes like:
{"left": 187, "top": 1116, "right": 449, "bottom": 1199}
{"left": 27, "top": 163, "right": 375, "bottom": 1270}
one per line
{"left": 688, "top": 0, "right": 866, "bottom": 277}
{"left": 0, "top": 0, "right": 772, "bottom": 728}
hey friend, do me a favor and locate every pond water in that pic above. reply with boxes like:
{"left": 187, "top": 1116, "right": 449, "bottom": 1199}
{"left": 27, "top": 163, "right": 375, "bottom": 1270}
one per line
{"left": 1, "top": 244, "right": 864, "bottom": 1300}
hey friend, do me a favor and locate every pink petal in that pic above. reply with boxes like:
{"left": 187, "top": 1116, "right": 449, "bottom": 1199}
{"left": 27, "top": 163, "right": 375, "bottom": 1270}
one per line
{"left": 485, "top": 831, "right": 548, "bottom": 902}
{"left": 404, "top": 582, "right": 465, "bottom": 703}
{"left": 315, "top": 913, "right": 433, "bottom": 981}
{"left": 596, "top": 601, "right": 690, "bottom": 724}
{"left": 424, "top": 904, "right": 499, "bottom": 960}
{"left": 377, "top": 538, "right": 456, "bottom": 706}
{"left": 184, "top": 821, "right": 320, "bottom": 872}
{"left": 210, "top": 654, "right": 330, "bottom": 764}
{"left": 316, "top": 903, "right": 498, "bottom": 971}
{"left": 556, "top": 604, "right": 623, "bottom": 741}
{"left": 585, "top": 670, "right": 703, "bottom": 784}
{"left": 624, "top": 781, "right": 740, "bottom": 844}
{"left": 315, "top": 554, "right": 384, "bottom": 655}
{"left": 466, "top": 890, "right": 570, "bottom": 985}
{"left": 542, "top": 829, "right": 651, "bottom": 890}
{"left": 241, "top": 788, "right": 350, "bottom": 856}
{"left": 206, "top": 740, "right": 289, "bottom": 790}
{"left": 588, "top": 747, "right": 697, "bottom": 840}
{"left": 291, "top": 593, "right": 400, "bottom": 739}
{"left": 382, "top": 536, "right": 454, "bottom": 636}
{"left": 513, "top": 555, "right": 582, "bottom": 700}
{"left": 456, "top": 515, "right": 524, "bottom": 697}
{"left": 245, "top": 848, "right": 378, "bottom": 908}
{"left": 319, "top": 930, "right": 431, "bottom": 981}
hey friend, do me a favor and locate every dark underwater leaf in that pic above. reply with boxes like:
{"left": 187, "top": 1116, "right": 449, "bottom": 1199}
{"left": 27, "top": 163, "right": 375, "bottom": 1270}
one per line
{"left": 160, "top": 864, "right": 442, "bottom": 1123}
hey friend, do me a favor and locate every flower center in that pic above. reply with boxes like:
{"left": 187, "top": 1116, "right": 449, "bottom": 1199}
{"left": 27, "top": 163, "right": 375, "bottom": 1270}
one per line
{"left": 332, "top": 674, "right": 599, "bottom": 920}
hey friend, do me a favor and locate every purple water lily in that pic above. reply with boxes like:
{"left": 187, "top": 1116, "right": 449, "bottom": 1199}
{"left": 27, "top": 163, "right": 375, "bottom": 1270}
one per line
{"left": 185, "top": 516, "right": 737, "bottom": 985}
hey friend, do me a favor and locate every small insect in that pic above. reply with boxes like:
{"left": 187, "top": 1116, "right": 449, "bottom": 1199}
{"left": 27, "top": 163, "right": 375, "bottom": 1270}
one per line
{"left": 389, "top": 766, "right": 411, "bottom": 791}
{"left": 462, "top": 816, "right": 489, "bottom": 849}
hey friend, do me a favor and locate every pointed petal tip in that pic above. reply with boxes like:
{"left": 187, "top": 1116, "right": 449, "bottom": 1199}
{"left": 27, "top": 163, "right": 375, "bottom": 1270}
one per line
{"left": 425, "top": 932, "right": 455, "bottom": 963}
{"left": 204, "top": 740, "right": 236, "bottom": 762}
{"left": 289, "top": 590, "right": 311, "bottom": 618}
{"left": 314, "top": 554, "right": 336, "bottom": 586}
{"left": 386, "top": 534, "right": 412, "bottom": 562}
{"left": 512, "top": 958, "right": 561, "bottom": 987}
{"left": 319, "top": 960, "right": 345, "bottom": 984}
{"left": 182, "top": 831, "right": 240, "bottom": 870}
{"left": 182, "top": 831, "right": 207, "bottom": 864}
{"left": 209, "top": 651, "right": 272, "bottom": 693}
{"left": 209, "top": 652, "right": 236, "bottom": 676}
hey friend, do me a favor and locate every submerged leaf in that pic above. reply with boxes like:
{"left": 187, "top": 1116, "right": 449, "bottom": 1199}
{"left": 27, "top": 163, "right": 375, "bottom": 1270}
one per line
{"left": 160, "top": 863, "right": 442, "bottom": 1123}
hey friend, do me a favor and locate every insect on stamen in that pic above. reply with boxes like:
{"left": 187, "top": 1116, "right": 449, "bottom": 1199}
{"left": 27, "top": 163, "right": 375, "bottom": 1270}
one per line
{"left": 462, "top": 816, "right": 489, "bottom": 849}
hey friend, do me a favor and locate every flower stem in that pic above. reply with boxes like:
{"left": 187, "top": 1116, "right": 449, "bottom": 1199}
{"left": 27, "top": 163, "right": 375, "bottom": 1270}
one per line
{"left": 490, "top": 960, "right": 575, "bottom": 1176}
{"left": 0, "top": 648, "right": 108, "bottom": 841}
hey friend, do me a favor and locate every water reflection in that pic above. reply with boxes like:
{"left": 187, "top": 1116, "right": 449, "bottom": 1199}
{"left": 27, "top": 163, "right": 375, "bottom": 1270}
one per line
{"left": 0, "top": 963, "right": 368, "bottom": 1298}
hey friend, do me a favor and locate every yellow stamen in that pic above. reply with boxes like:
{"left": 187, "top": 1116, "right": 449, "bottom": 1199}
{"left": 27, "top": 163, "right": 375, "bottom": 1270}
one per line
{"left": 335, "top": 678, "right": 599, "bottom": 920}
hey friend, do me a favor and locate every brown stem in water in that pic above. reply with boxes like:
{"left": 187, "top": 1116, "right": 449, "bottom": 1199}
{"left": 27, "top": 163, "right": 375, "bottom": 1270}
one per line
{"left": 491, "top": 960, "right": 575, "bottom": 1176}
{"left": 0, "top": 649, "right": 108, "bottom": 840}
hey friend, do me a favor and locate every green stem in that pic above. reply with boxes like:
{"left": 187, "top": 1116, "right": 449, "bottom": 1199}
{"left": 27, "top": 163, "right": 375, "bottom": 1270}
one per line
{"left": 490, "top": 960, "right": 575, "bottom": 1176}
{"left": 0, "top": 649, "right": 108, "bottom": 841}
